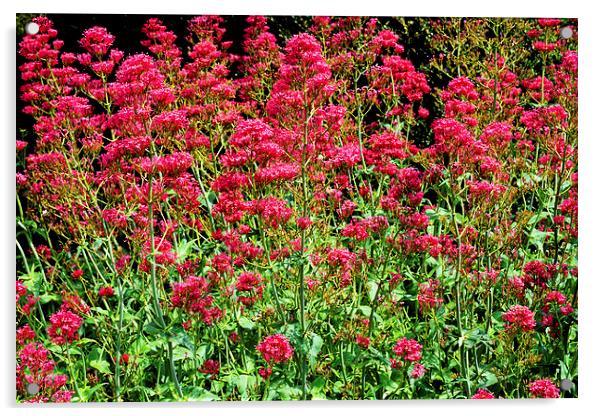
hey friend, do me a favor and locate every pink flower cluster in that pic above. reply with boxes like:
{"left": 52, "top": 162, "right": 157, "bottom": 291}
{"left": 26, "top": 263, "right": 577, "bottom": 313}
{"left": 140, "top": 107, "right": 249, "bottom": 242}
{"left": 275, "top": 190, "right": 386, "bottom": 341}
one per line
{"left": 522, "top": 260, "right": 557, "bottom": 288}
{"left": 198, "top": 359, "right": 220, "bottom": 378}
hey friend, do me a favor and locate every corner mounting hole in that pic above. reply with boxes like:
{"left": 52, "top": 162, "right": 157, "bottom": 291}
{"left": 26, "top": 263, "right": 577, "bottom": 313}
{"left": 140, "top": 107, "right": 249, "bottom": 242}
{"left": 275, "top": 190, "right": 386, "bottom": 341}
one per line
{"left": 560, "top": 26, "right": 573, "bottom": 39}
{"left": 25, "top": 22, "right": 40, "bottom": 35}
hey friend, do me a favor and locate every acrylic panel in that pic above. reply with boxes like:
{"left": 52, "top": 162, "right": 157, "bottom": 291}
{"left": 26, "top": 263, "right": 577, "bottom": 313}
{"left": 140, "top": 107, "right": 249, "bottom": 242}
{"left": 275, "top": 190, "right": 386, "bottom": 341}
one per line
{"left": 15, "top": 14, "right": 578, "bottom": 402}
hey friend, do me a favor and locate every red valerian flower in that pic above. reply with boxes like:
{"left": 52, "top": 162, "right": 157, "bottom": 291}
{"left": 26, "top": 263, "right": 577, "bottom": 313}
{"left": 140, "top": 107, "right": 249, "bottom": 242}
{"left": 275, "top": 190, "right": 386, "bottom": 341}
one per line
{"left": 79, "top": 26, "right": 115, "bottom": 56}
{"left": 16, "top": 280, "right": 27, "bottom": 302}
{"left": 543, "top": 291, "right": 573, "bottom": 315}
{"left": 296, "top": 216, "right": 313, "bottom": 230}
{"left": 253, "top": 197, "right": 293, "bottom": 228}
{"left": 47, "top": 310, "right": 83, "bottom": 345}
{"left": 16, "top": 324, "right": 36, "bottom": 345}
{"left": 229, "top": 332, "right": 240, "bottom": 343}
{"left": 170, "top": 275, "right": 222, "bottom": 325}
{"left": 258, "top": 366, "right": 272, "bottom": 380}
{"left": 98, "top": 286, "right": 115, "bottom": 297}
{"left": 522, "top": 260, "right": 556, "bottom": 288}
{"left": 538, "top": 18, "right": 562, "bottom": 27}
{"left": 235, "top": 271, "right": 264, "bottom": 306}
{"left": 16, "top": 140, "right": 28, "bottom": 151}
{"left": 417, "top": 279, "right": 443, "bottom": 313}
{"left": 528, "top": 379, "right": 560, "bottom": 398}
{"left": 17, "top": 341, "right": 73, "bottom": 402}
{"left": 140, "top": 237, "right": 177, "bottom": 271}
{"left": 392, "top": 338, "right": 422, "bottom": 362}
{"left": 502, "top": 305, "right": 537, "bottom": 333}
{"left": 356, "top": 335, "right": 370, "bottom": 349}
{"left": 472, "top": 388, "right": 495, "bottom": 399}
{"left": 198, "top": 359, "right": 220, "bottom": 377}
{"left": 410, "top": 363, "right": 426, "bottom": 379}
{"left": 257, "top": 334, "right": 294, "bottom": 364}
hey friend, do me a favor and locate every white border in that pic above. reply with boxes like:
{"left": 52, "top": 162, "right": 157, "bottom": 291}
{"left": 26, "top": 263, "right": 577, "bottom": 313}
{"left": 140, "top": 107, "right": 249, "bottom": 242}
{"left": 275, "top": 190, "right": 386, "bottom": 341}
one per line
{"left": 2, "top": 1, "right": 599, "bottom": 416}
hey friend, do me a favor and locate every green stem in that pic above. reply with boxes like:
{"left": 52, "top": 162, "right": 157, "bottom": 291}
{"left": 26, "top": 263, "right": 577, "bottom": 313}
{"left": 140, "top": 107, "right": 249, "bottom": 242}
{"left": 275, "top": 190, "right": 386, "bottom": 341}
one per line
{"left": 147, "top": 177, "right": 183, "bottom": 398}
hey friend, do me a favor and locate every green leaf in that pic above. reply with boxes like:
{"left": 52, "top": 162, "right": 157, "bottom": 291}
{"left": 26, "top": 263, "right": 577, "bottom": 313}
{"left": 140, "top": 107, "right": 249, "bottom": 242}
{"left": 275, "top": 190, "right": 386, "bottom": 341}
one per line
{"left": 368, "top": 346, "right": 389, "bottom": 365}
{"left": 238, "top": 315, "right": 256, "bottom": 330}
{"left": 308, "top": 333, "right": 323, "bottom": 370}
{"left": 93, "top": 238, "right": 104, "bottom": 250}
{"left": 529, "top": 228, "right": 551, "bottom": 252}
{"left": 169, "top": 326, "right": 195, "bottom": 351}
{"left": 226, "top": 374, "right": 257, "bottom": 400}
{"left": 76, "top": 383, "right": 107, "bottom": 402}
{"left": 464, "top": 328, "right": 490, "bottom": 349}
{"left": 172, "top": 346, "right": 196, "bottom": 362}
{"left": 38, "top": 293, "right": 61, "bottom": 304}
{"left": 479, "top": 371, "right": 498, "bottom": 387}
{"left": 358, "top": 305, "right": 371, "bottom": 317}
{"left": 310, "top": 376, "right": 327, "bottom": 399}
{"left": 185, "top": 387, "right": 219, "bottom": 401}
{"left": 90, "top": 359, "right": 111, "bottom": 375}
{"left": 19, "top": 270, "right": 45, "bottom": 295}
{"left": 144, "top": 321, "right": 165, "bottom": 336}
{"left": 528, "top": 212, "right": 550, "bottom": 225}
{"left": 175, "top": 239, "right": 196, "bottom": 260}
{"left": 367, "top": 281, "right": 379, "bottom": 301}
{"left": 276, "top": 384, "right": 302, "bottom": 400}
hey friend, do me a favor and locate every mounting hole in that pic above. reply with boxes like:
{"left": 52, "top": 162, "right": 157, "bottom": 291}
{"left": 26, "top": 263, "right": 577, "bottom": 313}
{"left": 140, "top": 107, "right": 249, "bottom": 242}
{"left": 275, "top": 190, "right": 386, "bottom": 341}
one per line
{"left": 560, "top": 26, "right": 573, "bottom": 39}
{"left": 26, "top": 383, "right": 40, "bottom": 395}
{"left": 24, "top": 22, "right": 40, "bottom": 35}
{"left": 560, "top": 379, "right": 574, "bottom": 392}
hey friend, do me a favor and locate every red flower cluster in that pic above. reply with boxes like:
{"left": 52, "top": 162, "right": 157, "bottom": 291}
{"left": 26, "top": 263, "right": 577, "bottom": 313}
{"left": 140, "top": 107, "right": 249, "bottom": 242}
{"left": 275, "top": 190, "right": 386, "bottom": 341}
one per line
{"left": 98, "top": 286, "right": 115, "bottom": 297}
{"left": 522, "top": 260, "right": 557, "bottom": 288}
{"left": 198, "top": 359, "right": 220, "bottom": 378}
{"left": 392, "top": 337, "right": 422, "bottom": 362}
{"left": 170, "top": 275, "right": 222, "bottom": 325}
{"left": 528, "top": 378, "right": 560, "bottom": 398}
{"left": 47, "top": 309, "right": 83, "bottom": 345}
{"left": 235, "top": 271, "right": 264, "bottom": 306}
{"left": 16, "top": 324, "right": 37, "bottom": 345}
{"left": 258, "top": 366, "right": 273, "bottom": 380}
{"left": 356, "top": 335, "right": 370, "bottom": 349}
{"left": 417, "top": 279, "right": 444, "bottom": 313}
{"left": 502, "top": 305, "right": 537, "bottom": 334}
{"left": 17, "top": 342, "right": 73, "bottom": 402}
{"left": 15, "top": 14, "right": 578, "bottom": 401}
{"left": 256, "top": 334, "right": 294, "bottom": 364}
{"left": 472, "top": 388, "right": 495, "bottom": 399}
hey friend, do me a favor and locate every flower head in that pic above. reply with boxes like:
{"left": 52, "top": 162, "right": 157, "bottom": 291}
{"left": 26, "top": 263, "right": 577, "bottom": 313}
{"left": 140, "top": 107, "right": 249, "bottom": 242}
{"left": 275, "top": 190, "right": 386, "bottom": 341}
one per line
{"left": 410, "top": 363, "right": 426, "bottom": 379}
{"left": 502, "top": 305, "right": 536, "bottom": 333}
{"left": 472, "top": 388, "right": 495, "bottom": 399}
{"left": 257, "top": 334, "right": 294, "bottom": 364}
{"left": 198, "top": 359, "right": 220, "bottom": 378}
{"left": 79, "top": 26, "right": 115, "bottom": 56}
{"left": 47, "top": 310, "right": 82, "bottom": 345}
{"left": 392, "top": 337, "right": 422, "bottom": 362}
{"left": 529, "top": 379, "right": 560, "bottom": 398}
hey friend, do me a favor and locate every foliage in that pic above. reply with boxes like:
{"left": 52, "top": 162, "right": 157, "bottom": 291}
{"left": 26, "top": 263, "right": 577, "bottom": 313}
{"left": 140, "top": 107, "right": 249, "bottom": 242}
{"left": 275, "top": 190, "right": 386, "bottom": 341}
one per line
{"left": 15, "top": 15, "right": 577, "bottom": 402}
